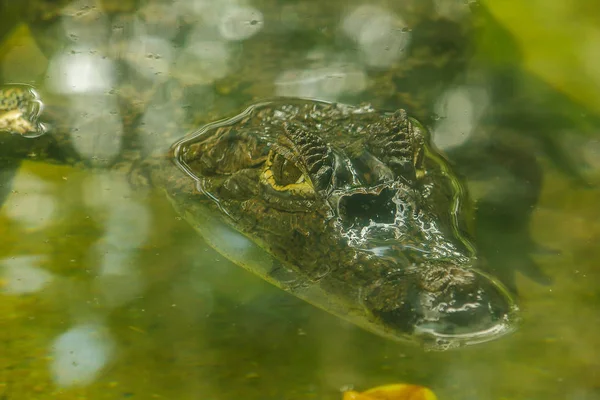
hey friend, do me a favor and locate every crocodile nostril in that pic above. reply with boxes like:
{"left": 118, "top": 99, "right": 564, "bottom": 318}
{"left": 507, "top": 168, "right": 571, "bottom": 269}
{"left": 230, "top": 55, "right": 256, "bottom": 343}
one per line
{"left": 338, "top": 188, "right": 397, "bottom": 227}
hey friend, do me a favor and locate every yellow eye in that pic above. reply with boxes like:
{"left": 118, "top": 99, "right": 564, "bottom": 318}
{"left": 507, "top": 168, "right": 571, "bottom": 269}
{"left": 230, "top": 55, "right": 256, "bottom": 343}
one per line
{"left": 271, "top": 153, "right": 303, "bottom": 186}
{"left": 260, "top": 150, "right": 315, "bottom": 196}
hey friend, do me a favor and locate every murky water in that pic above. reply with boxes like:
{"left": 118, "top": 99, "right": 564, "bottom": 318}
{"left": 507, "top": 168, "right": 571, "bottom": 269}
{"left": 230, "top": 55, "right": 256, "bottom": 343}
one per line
{"left": 1, "top": 0, "right": 599, "bottom": 399}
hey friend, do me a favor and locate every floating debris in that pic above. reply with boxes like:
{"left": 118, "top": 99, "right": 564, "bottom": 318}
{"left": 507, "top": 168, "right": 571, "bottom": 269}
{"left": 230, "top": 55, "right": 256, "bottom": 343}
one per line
{"left": 343, "top": 383, "right": 437, "bottom": 400}
{"left": 0, "top": 84, "right": 47, "bottom": 138}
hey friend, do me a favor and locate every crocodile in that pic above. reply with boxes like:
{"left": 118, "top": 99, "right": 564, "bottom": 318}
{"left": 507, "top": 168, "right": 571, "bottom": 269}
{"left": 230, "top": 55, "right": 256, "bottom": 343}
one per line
{"left": 167, "top": 99, "right": 518, "bottom": 349}
{"left": 1, "top": 0, "right": 577, "bottom": 350}
{"left": 0, "top": 84, "right": 518, "bottom": 349}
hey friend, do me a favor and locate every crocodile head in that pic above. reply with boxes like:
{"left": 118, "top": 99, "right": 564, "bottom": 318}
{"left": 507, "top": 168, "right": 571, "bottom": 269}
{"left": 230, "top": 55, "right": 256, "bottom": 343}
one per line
{"left": 168, "top": 99, "right": 518, "bottom": 349}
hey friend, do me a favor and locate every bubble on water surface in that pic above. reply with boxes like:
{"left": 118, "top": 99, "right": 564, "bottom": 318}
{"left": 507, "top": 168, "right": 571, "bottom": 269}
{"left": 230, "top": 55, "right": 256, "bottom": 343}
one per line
{"left": 50, "top": 324, "right": 115, "bottom": 387}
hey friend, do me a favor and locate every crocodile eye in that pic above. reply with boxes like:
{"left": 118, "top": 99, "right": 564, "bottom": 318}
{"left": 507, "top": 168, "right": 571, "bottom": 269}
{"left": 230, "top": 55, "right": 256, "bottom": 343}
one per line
{"left": 261, "top": 149, "right": 314, "bottom": 196}
{"left": 271, "top": 153, "right": 303, "bottom": 186}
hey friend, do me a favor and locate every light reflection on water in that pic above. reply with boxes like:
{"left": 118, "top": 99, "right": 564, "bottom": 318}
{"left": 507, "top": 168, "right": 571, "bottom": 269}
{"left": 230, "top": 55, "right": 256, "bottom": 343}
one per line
{"left": 51, "top": 323, "right": 115, "bottom": 388}
{"left": 0, "top": 0, "right": 599, "bottom": 399}
{"left": 1, "top": 163, "right": 599, "bottom": 397}
{"left": 341, "top": 5, "right": 411, "bottom": 68}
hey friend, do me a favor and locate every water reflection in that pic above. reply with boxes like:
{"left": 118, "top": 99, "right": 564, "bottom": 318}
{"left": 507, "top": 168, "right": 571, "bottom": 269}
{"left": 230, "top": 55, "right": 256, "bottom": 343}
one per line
{"left": 432, "top": 86, "right": 489, "bottom": 150}
{"left": 61, "top": 0, "right": 110, "bottom": 47}
{"left": 341, "top": 5, "right": 411, "bottom": 68}
{"left": 38, "top": 0, "right": 261, "bottom": 98}
{"left": 433, "top": 0, "right": 471, "bottom": 21}
{"left": 83, "top": 172, "right": 150, "bottom": 307}
{"left": 275, "top": 64, "right": 367, "bottom": 101}
{"left": 581, "top": 28, "right": 600, "bottom": 90}
{"left": 139, "top": 88, "right": 189, "bottom": 154}
{"left": 47, "top": 51, "right": 115, "bottom": 94}
{"left": 136, "top": 2, "right": 182, "bottom": 40}
{"left": 0, "top": 27, "right": 47, "bottom": 83}
{"left": 1, "top": 255, "right": 53, "bottom": 295}
{"left": 173, "top": 38, "right": 232, "bottom": 85}
{"left": 218, "top": 5, "right": 264, "bottom": 41}
{"left": 50, "top": 323, "right": 115, "bottom": 387}
{"left": 3, "top": 172, "right": 56, "bottom": 230}
{"left": 66, "top": 95, "right": 123, "bottom": 165}
{"left": 124, "top": 35, "right": 174, "bottom": 80}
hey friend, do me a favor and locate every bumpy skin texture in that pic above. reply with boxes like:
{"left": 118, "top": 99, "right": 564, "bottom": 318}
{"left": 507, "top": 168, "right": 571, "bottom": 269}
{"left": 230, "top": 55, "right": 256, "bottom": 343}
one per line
{"left": 172, "top": 100, "right": 518, "bottom": 348}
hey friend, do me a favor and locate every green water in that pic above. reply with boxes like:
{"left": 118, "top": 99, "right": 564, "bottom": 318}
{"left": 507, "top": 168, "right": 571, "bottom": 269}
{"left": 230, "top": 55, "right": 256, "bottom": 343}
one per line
{"left": 1, "top": 1, "right": 599, "bottom": 399}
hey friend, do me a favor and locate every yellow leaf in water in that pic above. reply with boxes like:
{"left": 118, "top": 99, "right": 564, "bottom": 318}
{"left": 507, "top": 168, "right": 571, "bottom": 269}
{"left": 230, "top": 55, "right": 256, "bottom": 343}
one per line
{"left": 343, "top": 384, "right": 437, "bottom": 400}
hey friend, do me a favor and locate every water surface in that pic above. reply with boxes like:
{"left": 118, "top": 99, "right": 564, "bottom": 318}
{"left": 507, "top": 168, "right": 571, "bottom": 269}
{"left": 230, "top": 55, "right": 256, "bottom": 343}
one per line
{"left": 1, "top": 0, "right": 599, "bottom": 399}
